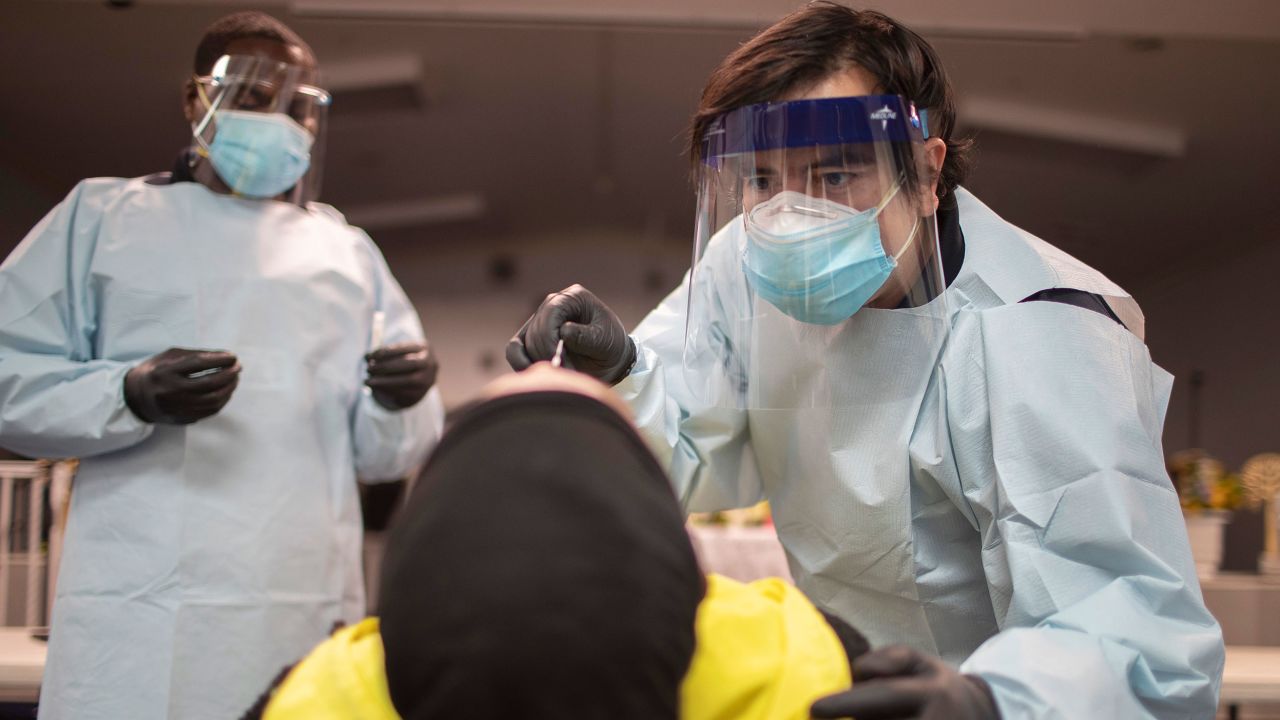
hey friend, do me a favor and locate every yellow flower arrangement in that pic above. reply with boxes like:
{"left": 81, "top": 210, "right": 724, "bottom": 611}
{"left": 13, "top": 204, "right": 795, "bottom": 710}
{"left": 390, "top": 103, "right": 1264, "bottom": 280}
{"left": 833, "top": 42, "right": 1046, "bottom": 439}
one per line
{"left": 1168, "top": 449, "right": 1243, "bottom": 512}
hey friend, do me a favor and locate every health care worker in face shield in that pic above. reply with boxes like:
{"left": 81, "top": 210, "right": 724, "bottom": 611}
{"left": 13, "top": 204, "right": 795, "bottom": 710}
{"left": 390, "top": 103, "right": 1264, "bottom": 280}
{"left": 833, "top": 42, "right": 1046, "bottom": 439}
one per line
{"left": 508, "top": 4, "right": 1223, "bottom": 718}
{"left": 0, "top": 11, "right": 445, "bottom": 719}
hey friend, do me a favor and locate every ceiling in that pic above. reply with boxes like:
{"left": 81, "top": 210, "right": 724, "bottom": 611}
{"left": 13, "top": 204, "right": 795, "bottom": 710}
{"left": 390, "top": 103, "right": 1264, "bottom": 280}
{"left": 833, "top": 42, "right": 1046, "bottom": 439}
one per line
{"left": 1, "top": 0, "right": 1277, "bottom": 296}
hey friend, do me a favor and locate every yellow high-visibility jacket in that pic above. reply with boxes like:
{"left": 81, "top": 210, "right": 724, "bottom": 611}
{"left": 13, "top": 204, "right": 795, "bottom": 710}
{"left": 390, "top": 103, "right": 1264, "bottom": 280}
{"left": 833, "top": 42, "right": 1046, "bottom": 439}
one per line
{"left": 261, "top": 574, "right": 851, "bottom": 720}
{"left": 680, "top": 574, "right": 852, "bottom": 720}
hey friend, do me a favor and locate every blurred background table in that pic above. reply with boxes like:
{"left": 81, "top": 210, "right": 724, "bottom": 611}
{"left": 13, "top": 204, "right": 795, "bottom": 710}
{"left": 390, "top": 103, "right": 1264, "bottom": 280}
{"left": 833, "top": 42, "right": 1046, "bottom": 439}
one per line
{"left": 0, "top": 626, "right": 44, "bottom": 706}
{"left": 1221, "top": 646, "right": 1280, "bottom": 719}
{"left": 687, "top": 524, "right": 792, "bottom": 583}
{"left": 1202, "top": 573, "right": 1280, "bottom": 646}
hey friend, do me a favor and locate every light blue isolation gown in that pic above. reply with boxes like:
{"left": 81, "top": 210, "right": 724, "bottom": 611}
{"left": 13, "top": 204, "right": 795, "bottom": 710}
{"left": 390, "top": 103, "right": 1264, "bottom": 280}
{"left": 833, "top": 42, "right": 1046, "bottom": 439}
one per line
{"left": 0, "top": 176, "right": 444, "bottom": 719}
{"left": 617, "top": 188, "right": 1224, "bottom": 718}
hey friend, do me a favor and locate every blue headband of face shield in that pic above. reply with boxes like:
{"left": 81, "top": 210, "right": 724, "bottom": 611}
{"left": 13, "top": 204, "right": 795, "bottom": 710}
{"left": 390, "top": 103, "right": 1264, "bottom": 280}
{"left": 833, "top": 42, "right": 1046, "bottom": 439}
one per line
{"left": 698, "top": 95, "right": 931, "bottom": 325}
{"left": 700, "top": 95, "right": 927, "bottom": 166}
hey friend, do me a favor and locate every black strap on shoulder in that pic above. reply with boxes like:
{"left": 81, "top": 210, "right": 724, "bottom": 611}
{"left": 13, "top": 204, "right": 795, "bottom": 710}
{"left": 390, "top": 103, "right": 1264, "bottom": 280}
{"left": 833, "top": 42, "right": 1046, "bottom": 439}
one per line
{"left": 1020, "top": 288, "right": 1123, "bottom": 326}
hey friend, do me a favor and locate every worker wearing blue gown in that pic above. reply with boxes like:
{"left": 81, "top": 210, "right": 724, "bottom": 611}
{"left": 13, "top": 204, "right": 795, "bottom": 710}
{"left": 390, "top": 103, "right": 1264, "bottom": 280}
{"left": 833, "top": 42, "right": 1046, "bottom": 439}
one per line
{"left": 0, "top": 12, "right": 444, "bottom": 720}
{"left": 507, "top": 4, "right": 1223, "bottom": 718}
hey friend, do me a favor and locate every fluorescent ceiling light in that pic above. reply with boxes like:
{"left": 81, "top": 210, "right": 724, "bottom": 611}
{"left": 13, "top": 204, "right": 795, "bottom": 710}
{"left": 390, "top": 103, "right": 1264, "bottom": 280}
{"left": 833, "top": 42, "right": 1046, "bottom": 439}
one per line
{"left": 290, "top": 0, "right": 1084, "bottom": 40}
{"left": 961, "top": 97, "right": 1187, "bottom": 158}
{"left": 323, "top": 54, "right": 422, "bottom": 93}
{"left": 344, "top": 194, "right": 487, "bottom": 230}
{"left": 321, "top": 54, "right": 429, "bottom": 115}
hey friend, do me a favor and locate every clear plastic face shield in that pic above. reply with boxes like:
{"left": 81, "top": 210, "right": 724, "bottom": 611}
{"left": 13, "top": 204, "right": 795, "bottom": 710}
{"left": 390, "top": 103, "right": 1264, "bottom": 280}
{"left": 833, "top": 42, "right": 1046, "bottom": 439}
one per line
{"left": 684, "top": 95, "right": 949, "bottom": 409}
{"left": 191, "top": 54, "right": 331, "bottom": 203}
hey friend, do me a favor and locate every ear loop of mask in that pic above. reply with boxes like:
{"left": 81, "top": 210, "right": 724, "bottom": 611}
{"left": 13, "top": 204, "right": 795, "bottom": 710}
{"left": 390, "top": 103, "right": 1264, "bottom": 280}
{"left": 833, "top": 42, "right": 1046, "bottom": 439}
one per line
{"left": 871, "top": 179, "right": 904, "bottom": 219}
{"left": 891, "top": 217, "right": 922, "bottom": 265}
{"left": 875, "top": 180, "right": 921, "bottom": 268}
{"left": 876, "top": 174, "right": 925, "bottom": 266}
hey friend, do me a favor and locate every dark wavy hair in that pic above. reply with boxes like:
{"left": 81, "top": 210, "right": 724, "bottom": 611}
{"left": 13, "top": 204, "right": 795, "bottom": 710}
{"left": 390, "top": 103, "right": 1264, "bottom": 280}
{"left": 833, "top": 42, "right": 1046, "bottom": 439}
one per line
{"left": 688, "top": 2, "right": 974, "bottom": 199}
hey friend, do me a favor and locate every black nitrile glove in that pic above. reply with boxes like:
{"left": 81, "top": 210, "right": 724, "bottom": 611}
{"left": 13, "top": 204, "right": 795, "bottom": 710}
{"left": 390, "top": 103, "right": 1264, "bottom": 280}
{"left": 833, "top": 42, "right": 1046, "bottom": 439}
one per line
{"left": 810, "top": 645, "right": 1000, "bottom": 720}
{"left": 123, "top": 348, "right": 240, "bottom": 425}
{"left": 366, "top": 341, "right": 438, "bottom": 410}
{"left": 505, "top": 284, "right": 636, "bottom": 385}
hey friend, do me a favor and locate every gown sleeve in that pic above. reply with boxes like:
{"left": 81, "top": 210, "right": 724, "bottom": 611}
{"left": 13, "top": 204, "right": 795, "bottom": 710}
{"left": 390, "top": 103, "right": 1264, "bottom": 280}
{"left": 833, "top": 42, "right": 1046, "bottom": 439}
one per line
{"left": 0, "top": 179, "right": 154, "bottom": 458}
{"left": 946, "top": 301, "right": 1223, "bottom": 718}
{"left": 616, "top": 241, "right": 761, "bottom": 513}
{"left": 349, "top": 234, "right": 444, "bottom": 481}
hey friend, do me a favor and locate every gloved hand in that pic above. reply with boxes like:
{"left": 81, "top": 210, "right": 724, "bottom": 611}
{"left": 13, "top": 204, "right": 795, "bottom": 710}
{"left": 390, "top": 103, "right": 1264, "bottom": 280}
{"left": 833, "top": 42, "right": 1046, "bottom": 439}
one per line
{"left": 366, "top": 342, "right": 438, "bottom": 410}
{"left": 123, "top": 347, "right": 240, "bottom": 425}
{"left": 505, "top": 284, "right": 636, "bottom": 385}
{"left": 810, "top": 645, "right": 1000, "bottom": 720}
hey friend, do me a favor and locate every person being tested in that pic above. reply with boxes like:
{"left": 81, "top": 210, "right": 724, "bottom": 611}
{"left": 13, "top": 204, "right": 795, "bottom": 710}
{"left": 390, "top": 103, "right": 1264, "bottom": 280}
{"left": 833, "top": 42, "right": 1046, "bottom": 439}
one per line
{"left": 244, "top": 363, "right": 868, "bottom": 720}
{"left": 507, "top": 4, "right": 1223, "bottom": 718}
{"left": 0, "top": 11, "right": 444, "bottom": 719}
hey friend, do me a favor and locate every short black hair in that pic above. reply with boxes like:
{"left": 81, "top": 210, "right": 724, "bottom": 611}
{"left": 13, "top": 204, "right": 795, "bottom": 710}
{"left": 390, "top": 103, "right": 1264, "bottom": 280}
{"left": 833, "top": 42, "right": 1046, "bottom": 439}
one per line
{"left": 193, "top": 11, "right": 313, "bottom": 76}
{"left": 690, "top": 2, "right": 974, "bottom": 199}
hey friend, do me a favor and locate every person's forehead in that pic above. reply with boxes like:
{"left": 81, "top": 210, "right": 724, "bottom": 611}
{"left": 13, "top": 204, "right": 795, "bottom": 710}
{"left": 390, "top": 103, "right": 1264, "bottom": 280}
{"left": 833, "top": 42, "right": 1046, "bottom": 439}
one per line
{"left": 222, "top": 36, "right": 316, "bottom": 70}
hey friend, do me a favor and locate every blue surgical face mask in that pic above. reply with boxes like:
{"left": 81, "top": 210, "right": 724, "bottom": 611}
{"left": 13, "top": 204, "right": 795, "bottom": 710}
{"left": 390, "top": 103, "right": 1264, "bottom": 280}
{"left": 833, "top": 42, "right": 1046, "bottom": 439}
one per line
{"left": 205, "top": 110, "right": 313, "bottom": 199}
{"left": 742, "top": 186, "right": 914, "bottom": 325}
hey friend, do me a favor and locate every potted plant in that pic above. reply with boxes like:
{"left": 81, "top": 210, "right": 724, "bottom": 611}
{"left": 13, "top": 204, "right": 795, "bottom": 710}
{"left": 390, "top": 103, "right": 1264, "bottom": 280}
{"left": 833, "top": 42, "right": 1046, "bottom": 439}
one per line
{"left": 1169, "top": 449, "right": 1241, "bottom": 579}
{"left": 1242, "top": 453, "right": 1280, "bottom": 580}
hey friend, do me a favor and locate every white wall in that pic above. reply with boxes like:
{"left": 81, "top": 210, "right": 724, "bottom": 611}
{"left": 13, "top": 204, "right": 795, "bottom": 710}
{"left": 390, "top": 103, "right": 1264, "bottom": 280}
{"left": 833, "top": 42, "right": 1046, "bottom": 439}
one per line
{"left": 387, "top": 227, "right": 691, "bottom": 409}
